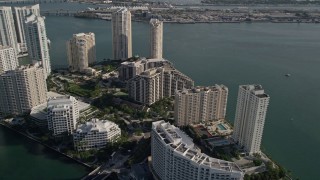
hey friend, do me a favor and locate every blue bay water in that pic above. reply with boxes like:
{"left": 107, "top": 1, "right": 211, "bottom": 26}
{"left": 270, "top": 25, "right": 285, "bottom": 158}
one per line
{"left": 0, "top": 126, "right": 90, "bottom": 179}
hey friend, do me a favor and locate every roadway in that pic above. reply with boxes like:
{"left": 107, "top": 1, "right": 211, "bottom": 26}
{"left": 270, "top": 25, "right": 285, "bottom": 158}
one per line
{"left": 82, "top": 152, "right": 130, "bottom": 180}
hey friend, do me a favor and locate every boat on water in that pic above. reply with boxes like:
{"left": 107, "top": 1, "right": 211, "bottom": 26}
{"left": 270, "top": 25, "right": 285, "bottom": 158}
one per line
{"left": 285, "top": 74, "right": 291, "bottom": 77}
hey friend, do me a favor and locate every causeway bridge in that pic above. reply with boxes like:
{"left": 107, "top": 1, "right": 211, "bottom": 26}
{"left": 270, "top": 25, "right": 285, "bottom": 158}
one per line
{"left": 41, "top": 9, "right": 79, "bottom": 16}
{"left": 0, "top": 0, "right": 68, "bottom": 4}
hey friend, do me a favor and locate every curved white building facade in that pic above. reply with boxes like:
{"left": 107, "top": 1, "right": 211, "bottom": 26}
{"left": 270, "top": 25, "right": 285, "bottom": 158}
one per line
{"left": 151, "top": 120, "right": 244, "bottom": 180}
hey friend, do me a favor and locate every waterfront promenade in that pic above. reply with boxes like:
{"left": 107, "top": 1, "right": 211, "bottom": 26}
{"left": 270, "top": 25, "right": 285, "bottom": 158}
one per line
{"left": 0, "top": 120, "right": 92, "bottom": 169}
{"left": 0, "top": 120, "right": 131, "bottom": 179}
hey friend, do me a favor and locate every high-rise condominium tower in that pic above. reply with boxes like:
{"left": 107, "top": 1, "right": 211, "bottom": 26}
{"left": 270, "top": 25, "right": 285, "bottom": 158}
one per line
{"left": 13, "top": 4, "right": 40, "bottom": 53}
{"left": 128, "top": 68, "right": 164, "bottom": 105}
{"left": 174, "top": 85, "right": 228, "bottom": 126}
{"left": 127, "top": 63, "right": 194, "bottom": 105}
{"left": 0, "top": 45, "right": 18, "bottom": 73}
{"left": 150, "top": 18, "right": 163, "bottom": 59}
{"left": 47, "top": 96, "right": 79, "bottom": 136}
{"left": 25, "top": 14, "right": 51, "bottom": 77}
{"left": 0, "top": 64, "right": 47, "bottom": 115}
{"left": 118, "top": 57, "right": 167, "bottom": 81}
{"left": 232, "top": 84, "right": 270, "bottom": 155}
{"left": 67, "top": 32, "right": 96, "bottom": 72}
{"left": 0, "top": 6, "right": 19, "bottom": 54}
{"left": 112, "top": 8, "right": 132, "bottom": 60}
{"left": 151, "top": 120, "right": 244, "bottom": 180}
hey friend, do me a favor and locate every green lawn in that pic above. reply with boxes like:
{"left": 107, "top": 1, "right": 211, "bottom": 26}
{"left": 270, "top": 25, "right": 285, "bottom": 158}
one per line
{"left": 66, "top": 82, "right": 100, "bottom": 97}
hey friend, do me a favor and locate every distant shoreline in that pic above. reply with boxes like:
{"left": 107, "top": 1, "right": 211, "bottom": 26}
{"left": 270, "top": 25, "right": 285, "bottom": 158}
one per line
{"left": 2, "top": 0, "right": 320, "bottom": 24}
{"left": 1, "top": 0, "right": 320, "bottom": 7}
{"left": 72, "top": 16, "right": 320, "bottom": 24}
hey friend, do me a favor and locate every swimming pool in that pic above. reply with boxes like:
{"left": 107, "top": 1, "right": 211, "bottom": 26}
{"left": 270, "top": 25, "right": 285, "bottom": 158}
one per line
{"left": 217, "top": 124, "right": 227, "bottom": 131}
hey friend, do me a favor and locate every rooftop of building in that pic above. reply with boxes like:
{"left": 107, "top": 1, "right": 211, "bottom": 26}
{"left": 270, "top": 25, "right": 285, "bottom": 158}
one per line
{"left": 31, "top": 92, "right": 90, "bottom": 121}
{"left": 152, "top": 120, "right": 243, "bottom": 174}
{"left": 115, "top": 7, "right": 129, "bottom": 13}
{"left": 25, "top": 14, "right": 44, "bottom": 24}
{"left": 76, "top": 118, "right": 119, "bottom": 134}
{"left": 47, "top": 95, "right": 76, "bottom": 106}
{"left": 140, "top": 67, "right": 164, "bottom": 77}
{"left": 0, "top": 45, "right": 14, "bottom": 50}
{"left": 121, "top": 57, "right": 193, "bottom": 83}
{"left": 13, "top": 4, "right": 39, "bottom": 9}
{"left": 121, "top": 57, "right": 166, "bottom": 67}
{"left": 163, "top": 66, "right": 194, "bottom": 83}
{"left": 146, "top": 58, "right": 167, "bottom": 63}
{"left": 241, "top": 84, "right": 262, "bottom": 91}
{"left": 17, "top": 62, "right": 41, "bottom": 69}
{"left": 73, "top": 32, "right": 95, "bottom": 37}
{"left": 178, "top": 85, "right": 228, "bottom": 94}
{"left": 241, "top": 84, "right": 269, "bottom": 98}
{"left": 0, "top": 6, "right": 11, "bottom": 10}
{"left": 150, "top": 18, "right": 163, "bottom": 26}
{"left": 1, "top": 63, "right": 41, "bottom": 75}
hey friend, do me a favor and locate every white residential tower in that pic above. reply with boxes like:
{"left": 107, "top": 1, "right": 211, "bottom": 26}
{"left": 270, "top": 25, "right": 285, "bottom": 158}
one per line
{"left": 67, "top": 32, "right": 96, "bottom": 72}
{"left": 174, "top": 85, "right": 228, "bottom": 126}
{"left": 150, "top": 18, "right": 163, "bottom": 59}
{"left": 13, "top": 4, "right": 40, "bottom": 53}
{"left": 0, "top": 63, "right": 47, "bottom": 115}
{"left": 112, "top": 8, "right": 132, "bottom": 60}
{"left": 47, "top": 96, "right": 79, "bottom": 136}
{"left": 0, "top": 6, "right": 19, "bottom": 54}
{"left": 0, "top": 45, "right": 18, "bottom": 73}
{"left": 232, "top": 84, "right": 270, "bottom": 155}
{"left": 25, "top": 14, "right": 51, "bottom": 77}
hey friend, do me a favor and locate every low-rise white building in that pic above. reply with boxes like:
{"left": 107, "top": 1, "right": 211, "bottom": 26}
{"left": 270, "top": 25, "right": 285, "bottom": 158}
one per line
{"left": 73, "top": 119, "right": 121, "bottom": 151}
{"left": 47, "top": 96, "right": 79, "bottom": 136}
{"left": 30, "top": 91, "right": 90, "bottom": 128}
{"left": 151, "top": 120, "right": 244, "bottom": 180}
